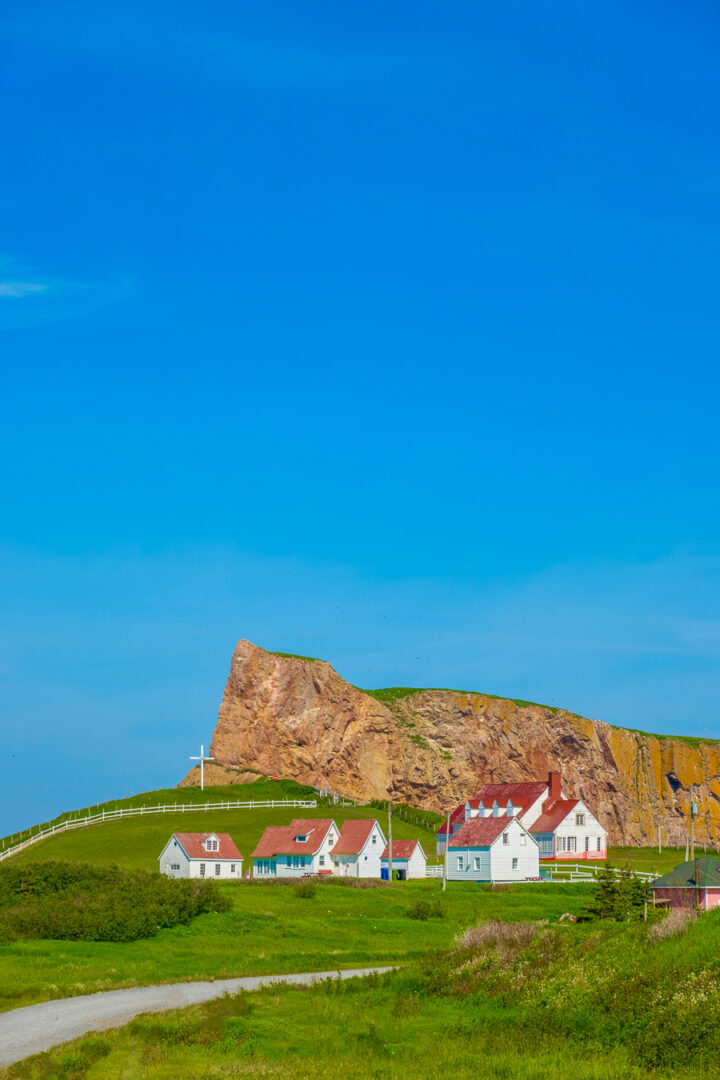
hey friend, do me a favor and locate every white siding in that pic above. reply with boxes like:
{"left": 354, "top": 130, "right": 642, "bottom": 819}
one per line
{"left": 333, "top": 822, "right": 386, "bottom": 878}
{"left": 552, "top": 802, "right": 607, "bottom": 857}
{"left": 158, "top": 836, "right": 242, "bottom": 879}
{"left": 447, "top": 819, "right": 539, "bottom": 882}
{"left": 489, "top": 820, "right": 539, "bottom": 880}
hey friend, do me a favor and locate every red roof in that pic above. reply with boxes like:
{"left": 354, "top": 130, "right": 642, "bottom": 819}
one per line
{"left": 448, "top": 817, "right": 511, "bottom": 848}
{"left": 436, "top": 805, "right": 467, "bottom": 836}
{"left": 530, "top": 799, "right": 579, "bottom": 833}
{"left": 251, "top": 819, "right": 337, "bottom": 858}
{"left": 173, "top": 833, "right": 243, "bottom": 860}
{"left": 472, "top": 781, "right": 548, "bottom": 811}
{"left": 380, "top": 840, "right": 424, "bottom": 860}
{"left": 332, "top": 818, "right": 378, "bottom": 856}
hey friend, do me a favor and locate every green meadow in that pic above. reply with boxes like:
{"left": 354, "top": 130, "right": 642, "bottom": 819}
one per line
{"left": 0, "top": 879, "right": 592, "bottom": 1012}
{"left": 7, "top": 906, "right": 720, "bottom": 1080}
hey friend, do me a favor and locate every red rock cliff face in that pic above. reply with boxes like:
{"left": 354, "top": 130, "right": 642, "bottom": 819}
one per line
{"left": 197, "top": 640, "right": 720, "bottom": 846}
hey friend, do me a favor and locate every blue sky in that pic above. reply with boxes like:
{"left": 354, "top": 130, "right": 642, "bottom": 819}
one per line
{"left": 1, "top": 2, "right": 719, "bottom": 835}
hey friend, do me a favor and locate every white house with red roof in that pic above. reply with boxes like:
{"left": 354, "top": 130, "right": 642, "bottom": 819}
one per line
{"left": 331, "top": 819, "right": 386, "bottom": 878}
{"left": 251, "top": 818, "right": 340, "bottom": 878}
{"left": 446, "top": 815, "right": 539, "bottom": 882}
{"left": 437, "top": 772, "right": 607, "bottom": 862}
{"left": 380, "top": 839, "right": 427, "bottom": 880}
{"left": 158, "top": 832, "right": 243, "bottom": 880}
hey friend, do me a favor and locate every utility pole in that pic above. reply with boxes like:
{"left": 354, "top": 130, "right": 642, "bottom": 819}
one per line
{"left": 387, "top": 799, "right": 393, "bottom": 884}
{"left": 690, "top": 787, "right": 696, "bottom": 862}
{"left": 658, "top": 824, "right": 662, "bottom": 855}
{"left": 442, "top": 809, "right": 451, "bottom": 892}
{"left": 189, "top": 744, "right": 215, "bottom": 791}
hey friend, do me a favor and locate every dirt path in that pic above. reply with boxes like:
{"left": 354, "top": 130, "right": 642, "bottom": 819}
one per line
{"left": 0, "top": 966, "right": 394, "bottom": 1067}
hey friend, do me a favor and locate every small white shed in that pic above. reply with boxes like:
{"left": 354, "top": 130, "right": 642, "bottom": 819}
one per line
{"left": 380, "top": 839, "right": 427, "bottom": 880}
{"left": 158, "top": 832, "right": 243, "bottom": 880}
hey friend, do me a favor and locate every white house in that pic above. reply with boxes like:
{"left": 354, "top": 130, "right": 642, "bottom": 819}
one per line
{"left": 251, "top": 818, "right": 339, "bottom": 878}
{"left": 380, "top": 839, "right": 427, "bottom": 880}
{"left": 530, "top": 798, "right": 606, "bottom": 860}
{"left": 158, "top": 832, "right": 243, "bottom": 880}
{"left": 446, "top": 815, "right": 539, "bottom": 882}
{"left": 331, "top": 819, "right": 386, "bottom": 877}
{"left": 437, "top": 772, "right": 607, "bottom": 861}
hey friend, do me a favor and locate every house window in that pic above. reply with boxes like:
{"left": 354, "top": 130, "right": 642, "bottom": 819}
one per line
{"left": 576, "top": 814, "right": 585, "bottom": 827}
{"left": 295, "top": 835, "right": 307, "bottom": 843}
{"left": 206, "top": 838, "right": 218, "bottom": 852}
{"left": 457, "top": 856, "right": 464, "bottom": 871}
{"left": 200, "top": 863, "right": 206, "bottom": 876}
{"left": 585, "top": 837, "right": 590, "bottom": 852}
{"left": 539, "top": 837, "right": 553, "bottom": 853}
{"left": 567, "top": 837, "right": 576, "bottom": 852}
{"left": 293, "top": 855, "right": 300, "bottom": 868}
{"left": 372, "top": 835, "right": 376, "bottom": 844}
{"left": 557, "top": 837, "right": 566, "bottom": 852}
{"left": 286, "top": 856, "right": 292, "bottom": 867}
{"left": 319, "top": 855, "right": 325, "bottom": 866}
{"left": 474, "top": 857, "right": 480, "bottom": 871}
{"left": 328, "top": 834, "right": 334, "bottom": 845}
{"left": 170, "top": 863, "right": 180, "bottom": 871}
{"left": 215, "top": 864, "right": 221, "bottom": 876}
{"left": 230, "top": 864, "right": 236, "bottom": 873}
{"left": 512, "top": 858, "right": 518, "bottom": 870}
{"left": 597, "top": 837, "right": 603, "bottom": 850}
{"left": 520, "top": 834, "right": 526, "bottom": 845}
{"left": 502, "top": 832, "right": 509, "bottom": 845}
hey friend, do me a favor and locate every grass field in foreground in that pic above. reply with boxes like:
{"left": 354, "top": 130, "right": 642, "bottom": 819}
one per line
{"left": 0, "top": 880, "right": 592, "bottom": 1013}
{"left": 9, "top": 909, "right": 720, "bottom": 1080}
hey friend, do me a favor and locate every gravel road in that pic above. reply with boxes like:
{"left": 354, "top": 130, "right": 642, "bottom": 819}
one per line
{"left": 0, "top": 967, "right": 394, "bottom": 1066}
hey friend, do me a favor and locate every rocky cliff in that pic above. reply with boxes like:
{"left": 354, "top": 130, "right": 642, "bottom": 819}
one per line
{"left": 188, "top": 639, "right": 720, "bottom": 846}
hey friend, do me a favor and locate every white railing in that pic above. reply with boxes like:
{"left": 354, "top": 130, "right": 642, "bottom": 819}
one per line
{"left": 0, "top": 798, "right": 318, "bottom": 864}
{"left": 543, "top": 861, "right": 655, "bottom": 882}
{"left": 425, "top": 864, "right": 444, "bottom": 877}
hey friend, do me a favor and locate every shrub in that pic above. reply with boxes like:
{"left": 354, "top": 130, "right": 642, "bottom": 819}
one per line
{"left": 0, "top": 861, "right": 230, "bottom": 943}
{"left": 455, "top": 920, "right": 538, "bottom": 950}
{"left": 293, "top": 881, "right": 317, "bottom": 899}
{"left": 407, "top": 898, "right": 445, "bottom": 921}
{"left": 648, "top": 906, "right": 698, "bottom": 940}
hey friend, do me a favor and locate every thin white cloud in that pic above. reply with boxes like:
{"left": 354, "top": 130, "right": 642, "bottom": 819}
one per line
{"left": 0, "top": 281, "right": 47, "bottom": 298}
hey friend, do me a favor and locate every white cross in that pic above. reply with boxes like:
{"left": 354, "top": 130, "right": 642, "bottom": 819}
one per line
{"left": 190, "top": 744, "right": 215, "bottom": 791}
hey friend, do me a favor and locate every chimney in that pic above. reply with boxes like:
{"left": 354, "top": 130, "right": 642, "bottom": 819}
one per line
{"left": 548, "top": 771, "right": 562, "bottom": 803}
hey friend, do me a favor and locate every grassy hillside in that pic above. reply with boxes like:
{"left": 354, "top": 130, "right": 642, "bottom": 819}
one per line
{"left": 0, "top": 777, "right": 317, "bottom": 851}
{"left": 9, "top": 804, "right": 435, "bottom": 874}
{"left": 8, "top": 904, "right": 720, "bottom": 1080}
{"left": 0, "top": 879, "right": 592, "bottom": 1014}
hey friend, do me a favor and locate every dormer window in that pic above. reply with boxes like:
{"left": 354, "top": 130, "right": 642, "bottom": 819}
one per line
{"left": 206, "top": 838, "right": 219, "bottom": 852}
{"left": 295, "top": 834, "right": 307, "bottom": 843}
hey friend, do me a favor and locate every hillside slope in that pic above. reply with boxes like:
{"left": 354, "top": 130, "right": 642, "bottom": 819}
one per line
{"left": 188, "top": 640, "right": 720, "bottom": 846}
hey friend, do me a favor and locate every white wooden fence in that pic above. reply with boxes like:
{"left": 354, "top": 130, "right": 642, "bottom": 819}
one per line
{"left": 425, "top": 861, "right": 655, "bottom": 882}
{"left": 0, "top": 798, "right": 318, "bottom": 864}
{"left": 541, "top": 861, "right": 655, "bottom": 882}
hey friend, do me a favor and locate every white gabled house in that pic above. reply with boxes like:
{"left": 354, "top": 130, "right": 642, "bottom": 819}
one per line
{"left": 251, "top": 818, "right": 339, "bottom": 878}
{"left": 437, "top": 771, "right": 608, "bottom": 862}
{"left": 158, "top": 832, "right": 243, "bottom": 880}
{"left": 331, "top": 819, "right": 386, "bottom": 877}
{"left": 380, "top": 839, "right": 427, "bottom": 880}
{"left": 446, "top": 815, "right": 539, "bottom": 882}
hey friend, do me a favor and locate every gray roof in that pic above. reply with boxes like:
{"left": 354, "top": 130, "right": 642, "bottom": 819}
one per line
{"left": 652, "top": 857, "right": 720, "bottom": 889}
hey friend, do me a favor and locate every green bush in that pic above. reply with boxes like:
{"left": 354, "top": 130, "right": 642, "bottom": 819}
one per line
{"left": 0, "top": 861, "right": 231, "bottom": 942}
{"left": 408, "top": 898, "right": 445, "bottom": 921}
{"left": 294, "top": 880, "right": 317, "bottom": 899}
